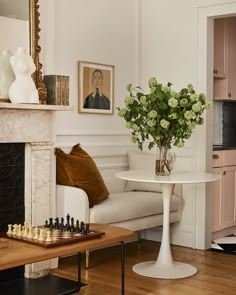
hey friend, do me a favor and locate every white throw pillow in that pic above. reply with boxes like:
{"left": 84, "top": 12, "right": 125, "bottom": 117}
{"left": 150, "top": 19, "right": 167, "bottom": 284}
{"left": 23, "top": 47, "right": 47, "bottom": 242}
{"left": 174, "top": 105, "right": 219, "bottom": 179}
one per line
{"left": 125, "top": 151, "right": 162, "bottom": 193}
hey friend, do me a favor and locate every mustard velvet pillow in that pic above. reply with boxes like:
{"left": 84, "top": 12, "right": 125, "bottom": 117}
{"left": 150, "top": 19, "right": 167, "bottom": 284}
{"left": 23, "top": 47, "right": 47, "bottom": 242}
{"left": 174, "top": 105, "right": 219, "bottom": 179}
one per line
{"left": 55, "top": 145, "right": 109, "bottom": 208}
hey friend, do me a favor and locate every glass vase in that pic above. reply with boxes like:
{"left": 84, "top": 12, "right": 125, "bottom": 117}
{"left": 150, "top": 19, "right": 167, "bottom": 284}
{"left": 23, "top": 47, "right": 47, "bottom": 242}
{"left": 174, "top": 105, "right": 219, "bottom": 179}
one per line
{"left": 155, "top": 146, "right": 175, "bottom": 176}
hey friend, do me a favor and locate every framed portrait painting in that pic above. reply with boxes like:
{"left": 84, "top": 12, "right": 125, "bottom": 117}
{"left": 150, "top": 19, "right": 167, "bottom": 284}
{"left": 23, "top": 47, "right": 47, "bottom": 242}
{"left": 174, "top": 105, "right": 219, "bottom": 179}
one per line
{"left": 78, "top": 61, "right": 114, "bottom": 114}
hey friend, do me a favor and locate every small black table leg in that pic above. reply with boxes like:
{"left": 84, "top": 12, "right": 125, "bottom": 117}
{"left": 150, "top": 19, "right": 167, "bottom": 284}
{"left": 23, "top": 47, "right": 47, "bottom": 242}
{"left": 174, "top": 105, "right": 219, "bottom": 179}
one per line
{"left": 77, "top": 252, "right": 81, "bottom": 291}
{"left": 121, "top": 241, "right": 125, "bottom": 295}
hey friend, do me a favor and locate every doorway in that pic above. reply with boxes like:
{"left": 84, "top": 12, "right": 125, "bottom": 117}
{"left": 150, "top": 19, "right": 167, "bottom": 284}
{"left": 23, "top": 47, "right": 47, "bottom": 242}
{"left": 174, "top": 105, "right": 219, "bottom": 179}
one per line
{"left": 196, "top": 1, "right": 236, "bottom": 250}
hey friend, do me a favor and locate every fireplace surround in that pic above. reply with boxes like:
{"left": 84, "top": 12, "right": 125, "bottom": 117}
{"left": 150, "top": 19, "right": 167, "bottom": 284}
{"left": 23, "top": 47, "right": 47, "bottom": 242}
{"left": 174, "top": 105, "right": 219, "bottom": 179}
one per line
{"left": 0, "top": 143, "right": 25, "bottom": 282}
{"left": 0, "top": 103, "right": 72, "bottom": 278}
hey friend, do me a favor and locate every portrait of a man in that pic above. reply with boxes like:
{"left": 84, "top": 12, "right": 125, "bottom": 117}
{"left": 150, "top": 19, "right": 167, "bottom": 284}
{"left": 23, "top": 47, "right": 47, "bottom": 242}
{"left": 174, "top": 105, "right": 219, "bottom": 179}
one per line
{"left": 78, "top": 61, "right": 114, "bottom": 114}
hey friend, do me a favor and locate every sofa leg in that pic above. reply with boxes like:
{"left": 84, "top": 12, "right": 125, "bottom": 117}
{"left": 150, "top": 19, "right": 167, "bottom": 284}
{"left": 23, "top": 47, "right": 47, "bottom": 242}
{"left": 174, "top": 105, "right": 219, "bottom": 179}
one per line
{"left": 85, "top": 250, "right": 89, "bottom": 269}
{"left": 138, "top": 231, "right": 142, "bottom": 248}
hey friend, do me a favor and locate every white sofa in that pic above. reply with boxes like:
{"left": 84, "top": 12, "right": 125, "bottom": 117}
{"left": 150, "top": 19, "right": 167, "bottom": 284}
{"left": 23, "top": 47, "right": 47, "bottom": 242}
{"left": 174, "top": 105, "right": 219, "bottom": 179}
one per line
{"left": 56, "top": 151, "right": 182, "bottom": 267}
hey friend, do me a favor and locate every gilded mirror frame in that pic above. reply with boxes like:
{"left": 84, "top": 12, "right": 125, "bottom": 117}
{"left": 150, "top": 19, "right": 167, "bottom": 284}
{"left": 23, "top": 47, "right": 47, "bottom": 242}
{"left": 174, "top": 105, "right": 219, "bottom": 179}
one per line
{"left": 30, "top": 0, "right": 47, "bottom": 104}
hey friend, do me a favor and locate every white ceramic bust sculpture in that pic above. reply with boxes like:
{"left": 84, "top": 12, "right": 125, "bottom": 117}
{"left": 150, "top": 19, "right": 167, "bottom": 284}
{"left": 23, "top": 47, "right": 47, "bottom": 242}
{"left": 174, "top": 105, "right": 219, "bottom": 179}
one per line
{"left": 8, "top": 47, "right": 39, "bottom": 104}
{"left": 0, "top": 49, "right": 15, "bottom": 100}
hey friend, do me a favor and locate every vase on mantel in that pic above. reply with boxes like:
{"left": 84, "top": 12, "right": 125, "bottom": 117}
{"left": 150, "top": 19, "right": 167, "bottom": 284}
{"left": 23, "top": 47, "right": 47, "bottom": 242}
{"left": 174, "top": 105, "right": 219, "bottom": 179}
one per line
{"left": 155, "top": 146, "right": 175, "bottom": 176}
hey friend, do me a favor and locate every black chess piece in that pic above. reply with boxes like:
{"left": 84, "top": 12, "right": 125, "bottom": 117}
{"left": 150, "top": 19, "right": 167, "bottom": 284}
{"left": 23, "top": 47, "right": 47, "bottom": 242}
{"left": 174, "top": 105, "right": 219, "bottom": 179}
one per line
{"left": 80, "top": 221, "right": 85, "bottom": 235}
{"left": 49, "top": 218, "right": 53, "bottom": 230}
{"left": 44, "top": 220, "right": 49, "bottom": 228}
{"left": 60, "top": 217, "right": 64, "bottom": 230}
{"left": 85, "top": 223, "right": 90, "bottom": 234}
{"left": 66, "top": 214, "right": 71, "bottom": 231}
{"left": 75, "top": 219, "right": 80, "bottom": 233}
{"left": 70, "top": 217, "right": 75, "bottom": 233}
{"left": 54, "top": 217, "right": 59, "bottom": 229}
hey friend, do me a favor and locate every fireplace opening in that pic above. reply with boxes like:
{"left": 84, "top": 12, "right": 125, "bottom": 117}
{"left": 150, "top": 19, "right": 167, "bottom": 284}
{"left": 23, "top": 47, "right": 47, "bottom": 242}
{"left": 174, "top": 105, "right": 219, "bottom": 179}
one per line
{"left": 0, "top": 143, "right": 25, "bottom": 282}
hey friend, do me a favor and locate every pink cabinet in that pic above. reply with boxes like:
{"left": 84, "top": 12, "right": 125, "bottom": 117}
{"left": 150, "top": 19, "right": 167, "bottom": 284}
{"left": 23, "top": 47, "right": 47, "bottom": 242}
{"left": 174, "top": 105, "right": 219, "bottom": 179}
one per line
{"left": 214, "top": 18, "right": 227, "bottom": 78}
{"left": 212, "top": 150, "right": 236, "bottom": 234}
{"left": 214, "top": 17, "right": 236, "bottom": 100}
{"left": 212, "top": 167, "right": 223, "bottom": 231}
{"left": 226, "top": 17, "right": 236, "bottom": 100}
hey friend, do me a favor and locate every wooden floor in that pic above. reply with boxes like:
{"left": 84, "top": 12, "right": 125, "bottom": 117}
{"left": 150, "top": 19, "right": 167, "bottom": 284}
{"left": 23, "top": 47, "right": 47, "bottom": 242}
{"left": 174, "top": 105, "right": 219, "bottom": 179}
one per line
{"left": 52, "top": 240, "right": 236, "bottom": 295}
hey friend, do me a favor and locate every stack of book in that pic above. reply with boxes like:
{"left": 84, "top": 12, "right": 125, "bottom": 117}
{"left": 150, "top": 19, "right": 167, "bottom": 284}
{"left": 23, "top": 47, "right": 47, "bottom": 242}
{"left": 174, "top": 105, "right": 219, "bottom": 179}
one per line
{"left": 44, "top": 75, "right": 69, "bottom": 105}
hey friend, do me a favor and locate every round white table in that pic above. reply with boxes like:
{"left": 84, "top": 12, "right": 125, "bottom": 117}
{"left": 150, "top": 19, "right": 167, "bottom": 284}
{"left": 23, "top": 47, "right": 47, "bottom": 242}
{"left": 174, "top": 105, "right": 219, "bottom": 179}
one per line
{"left": 116, "top": 170, "right": 221, "bottom": 279}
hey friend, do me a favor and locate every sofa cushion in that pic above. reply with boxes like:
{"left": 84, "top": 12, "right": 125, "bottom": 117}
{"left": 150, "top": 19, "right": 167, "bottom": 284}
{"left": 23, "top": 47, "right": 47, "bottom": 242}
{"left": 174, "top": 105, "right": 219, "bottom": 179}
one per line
{"left": 125, "top": 151, "right": 162, "bottom": 193}
{"left": 55, "top": 145, "right": 109, "bottom": 208}
{"left": 89, "top": 191, "right": 181, "bottom": 224}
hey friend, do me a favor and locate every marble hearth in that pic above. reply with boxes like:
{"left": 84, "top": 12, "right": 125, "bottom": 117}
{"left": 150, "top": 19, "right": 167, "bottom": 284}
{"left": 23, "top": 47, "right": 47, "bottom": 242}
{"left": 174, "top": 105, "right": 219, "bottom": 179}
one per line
{"left": 0, "top": 103, "right": 72, "bottom": 278}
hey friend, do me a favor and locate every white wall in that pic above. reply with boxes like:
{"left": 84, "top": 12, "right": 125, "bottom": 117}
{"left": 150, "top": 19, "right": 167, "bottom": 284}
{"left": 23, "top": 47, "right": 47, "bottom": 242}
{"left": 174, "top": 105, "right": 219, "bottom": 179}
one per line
{"left": 0, "top": 0, "right": 29, "bottom": 20}
{"left": 41, "top": 0, "right": 236, "bottom": 250}
{"left": 52, "top": 0, "right": 138, "bottom": 134}
{"left": 0, "top": 16, "right": 29, "bottom": 53}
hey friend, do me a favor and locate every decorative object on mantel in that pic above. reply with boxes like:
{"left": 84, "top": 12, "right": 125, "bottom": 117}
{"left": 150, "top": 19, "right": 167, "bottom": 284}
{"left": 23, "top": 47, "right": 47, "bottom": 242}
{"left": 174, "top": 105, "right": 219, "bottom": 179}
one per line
{"left": 44, "top": 75, "right": 70, "bottom": 106}
{"left": 118, "top": 77, "right": 210, "bottom": 175}
{"left": 8, "top": 47, "right": 39, "bottom": 104}
{"left": 0, "top": 49, "right": 15, "bottom": 103}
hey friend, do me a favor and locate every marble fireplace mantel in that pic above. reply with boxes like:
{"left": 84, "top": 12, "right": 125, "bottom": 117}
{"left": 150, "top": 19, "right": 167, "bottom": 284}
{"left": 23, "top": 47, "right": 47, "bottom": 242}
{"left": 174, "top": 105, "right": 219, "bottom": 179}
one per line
{"left": 0, "top": 102, "right": 73, "bottom": 111}
{"left": 0, "top": 102, "right": 73, "bottom": 278}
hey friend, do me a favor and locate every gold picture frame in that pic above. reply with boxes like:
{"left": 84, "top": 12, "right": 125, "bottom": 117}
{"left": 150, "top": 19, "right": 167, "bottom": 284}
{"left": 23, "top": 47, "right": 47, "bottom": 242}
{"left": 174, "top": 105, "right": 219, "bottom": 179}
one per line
{"left": 78, "top": 61, "right": 114, "bottom": 114}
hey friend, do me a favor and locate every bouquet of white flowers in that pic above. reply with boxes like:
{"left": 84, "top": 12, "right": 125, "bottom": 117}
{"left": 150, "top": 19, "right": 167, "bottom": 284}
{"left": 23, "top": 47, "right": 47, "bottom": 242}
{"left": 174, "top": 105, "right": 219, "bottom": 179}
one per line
{"left": 118, "top": 77, "right": 210, "bottom": 151}
{"left": 117, "top": 77, "right": 210, "bottom": 175}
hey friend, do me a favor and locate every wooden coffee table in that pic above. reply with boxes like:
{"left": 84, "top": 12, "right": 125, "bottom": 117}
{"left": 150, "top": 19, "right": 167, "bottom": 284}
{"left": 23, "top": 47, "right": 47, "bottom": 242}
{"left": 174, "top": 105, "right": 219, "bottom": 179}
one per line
{"left": 0, "top": 224, "right": 134, "bottom": 295}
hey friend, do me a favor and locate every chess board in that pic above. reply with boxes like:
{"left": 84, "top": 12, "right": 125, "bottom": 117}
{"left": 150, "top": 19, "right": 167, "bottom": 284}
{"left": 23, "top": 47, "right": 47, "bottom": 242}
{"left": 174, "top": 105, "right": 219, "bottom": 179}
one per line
{"left": 3, "top": 227, "right": 105, "bottom": 248}
{"left": 2, "top": 215, "right": 105, "bottom": 248}
{"left": 0, "top": 238, "right": 8, "bottom": 249}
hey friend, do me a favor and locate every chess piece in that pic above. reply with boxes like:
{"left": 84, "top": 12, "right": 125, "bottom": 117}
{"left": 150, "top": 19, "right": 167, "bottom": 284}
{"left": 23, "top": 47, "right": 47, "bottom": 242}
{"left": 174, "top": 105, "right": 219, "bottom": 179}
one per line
{"left": 16, "top": 224, "right": 22, "bottom": 237}
{"left": 7, "top": 224, "right": 13, "bottom": 235}
{"left": 38, "top": 229, "right": 45, "bottom": 241}
{"left": 49, "top": 218, "right": 53, "bottom": 230}
{"left": 60, "top": 217, "right": 64, "bottom": 230}
{"left": 33, "top": 227, "right": 39, "bottom": 240}
{"left": 75, "top": 220, "right": 80, "bottom": 233}
{"left": 66, "top": 214, "right": 71, "bottom": 231}
{"left": 12, "top": 224, "right": 17, "bottom": 235}
{"left": 85, "top": 223, "right": 90, "bottom": 234}
{"left": 23, "top": 222, "right": 28, "bottom": 237}
{"left": 44, "top": 220, "right": 49, "bottom": 228}
{"left": 54, "top": 217, "right": 59, "bottom": 229}
{"left": 80, "top": 221, "right": 85, "bottom": 235}
{"left": 45, "top": 231, "right": 52, "bottom": 242}
{"left": 70, "top": 217, "right": 75, "bottom": 233}
{"left": 27, "top": 225, "right": 33, "bottom": 239}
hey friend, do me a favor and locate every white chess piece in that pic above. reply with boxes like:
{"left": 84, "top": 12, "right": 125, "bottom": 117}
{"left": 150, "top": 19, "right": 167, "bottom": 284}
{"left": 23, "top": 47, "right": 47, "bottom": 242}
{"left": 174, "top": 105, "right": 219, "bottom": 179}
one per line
{"left": 16, "top": 224, "right": 22, "bottom": 237}
{"left": 45, "top": 231, "right": 52, "bottom": 242}
{"left": 38, "top": 229, "right": 45, "bottom": 241}
{"left": 8, "top": 47, "right": 39, "bottom": 104}
{"left": 0, "top": 49, "right": 15, "bottom": 100}
{"left": 33, "top": 227, "right": 39, "bottom": 240}
{"left": 27, "top": 225, "right": 33, "bottom": 239}
{"left": 7, "top": 224, "right": 13, "bottom": 235}
{"left": 23, "top": 222, "right": 28, "bottom": 237}
{"left": 12, "top": 224, "right": 17, "bottom": 235}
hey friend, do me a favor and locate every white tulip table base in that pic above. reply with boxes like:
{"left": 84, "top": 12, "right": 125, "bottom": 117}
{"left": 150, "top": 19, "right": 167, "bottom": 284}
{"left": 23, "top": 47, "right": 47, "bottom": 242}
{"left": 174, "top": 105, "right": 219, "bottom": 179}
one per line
{"left": 133, "top": 261, "right": 197, "bottom": 279}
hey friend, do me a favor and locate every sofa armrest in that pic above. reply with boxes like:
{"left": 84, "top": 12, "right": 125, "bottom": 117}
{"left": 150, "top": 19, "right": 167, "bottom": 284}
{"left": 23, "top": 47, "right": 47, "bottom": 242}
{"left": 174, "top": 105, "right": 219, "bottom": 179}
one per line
{"left": 56, "top": 185, "right": 90, "bottom": 223}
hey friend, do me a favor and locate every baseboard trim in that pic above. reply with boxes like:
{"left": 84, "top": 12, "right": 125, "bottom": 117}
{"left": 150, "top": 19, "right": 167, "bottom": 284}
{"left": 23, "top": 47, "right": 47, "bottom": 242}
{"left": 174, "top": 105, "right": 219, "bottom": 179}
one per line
{"left": 143, "top": 227, "right": 194, "bottom": 248}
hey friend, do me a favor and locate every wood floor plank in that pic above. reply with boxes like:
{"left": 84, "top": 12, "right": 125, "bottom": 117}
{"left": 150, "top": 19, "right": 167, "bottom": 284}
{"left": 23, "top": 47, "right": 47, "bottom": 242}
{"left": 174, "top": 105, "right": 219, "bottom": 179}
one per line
{"left": 51, "top": 240, "right": 236, "bottom": 295}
